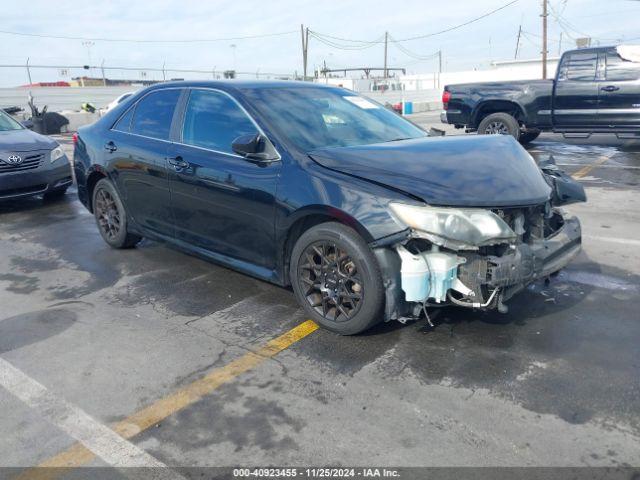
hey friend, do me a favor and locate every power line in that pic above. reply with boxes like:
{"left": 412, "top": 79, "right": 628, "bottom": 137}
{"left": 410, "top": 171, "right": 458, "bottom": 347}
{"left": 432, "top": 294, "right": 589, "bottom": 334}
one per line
{"left": 394, "top": 0, "right": 520, "bottom": 41}
{"left": 309, "top": 31, "right": 385, "bottom": 50}
{"left": 0, "top": 29, "right": 297, "bottom": 44}
{"left": 310, "top": 0, "right": 520, "bottom": 45}
{"left": 388, "top": 35, "right": 440, "bottom": 60}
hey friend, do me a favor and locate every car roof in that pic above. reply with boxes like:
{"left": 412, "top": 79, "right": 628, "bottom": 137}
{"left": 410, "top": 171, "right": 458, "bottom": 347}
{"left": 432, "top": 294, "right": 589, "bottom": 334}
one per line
{"left": 148, "top": 79, "right": 337, "bottom": 92}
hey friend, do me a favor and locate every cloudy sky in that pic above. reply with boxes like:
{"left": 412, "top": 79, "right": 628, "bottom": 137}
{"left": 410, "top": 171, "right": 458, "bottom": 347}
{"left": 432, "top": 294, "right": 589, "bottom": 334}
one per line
{"left": 1, "top": 0, "right": 639, "bottom": 86}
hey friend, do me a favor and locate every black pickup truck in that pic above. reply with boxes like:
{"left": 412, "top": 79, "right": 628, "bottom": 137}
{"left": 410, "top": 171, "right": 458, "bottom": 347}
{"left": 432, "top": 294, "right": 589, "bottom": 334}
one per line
{"left": 441, "top": 45, "right": 640, "bottom": 143}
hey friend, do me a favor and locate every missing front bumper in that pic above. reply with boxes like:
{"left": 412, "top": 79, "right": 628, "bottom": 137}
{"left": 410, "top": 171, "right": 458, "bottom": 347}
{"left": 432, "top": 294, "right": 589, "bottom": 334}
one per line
{"left": 374, "top": 214, "right": 582, "bottom": 320}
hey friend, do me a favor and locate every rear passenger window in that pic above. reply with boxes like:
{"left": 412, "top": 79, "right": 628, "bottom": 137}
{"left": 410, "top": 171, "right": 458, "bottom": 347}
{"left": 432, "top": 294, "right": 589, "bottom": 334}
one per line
{"left": 112, "top": 107, "right": 134, "bottom": 133}
{"left": 131, "top": 89, "right": 181, "bottom": 140}
{"left": 606, "top": 51, "right": 640, "bottom": 81}
{"left": 559, "top": 52, "right": 598, "bottom": 81}
{"left": 181, "top": 89, "right": 258, "bottom": 154}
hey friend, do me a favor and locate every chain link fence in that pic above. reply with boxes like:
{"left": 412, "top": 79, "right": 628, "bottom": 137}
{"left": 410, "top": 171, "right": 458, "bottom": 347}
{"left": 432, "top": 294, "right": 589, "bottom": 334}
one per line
{"left": 0, "top": 62, "right": 302, "bottom": 112}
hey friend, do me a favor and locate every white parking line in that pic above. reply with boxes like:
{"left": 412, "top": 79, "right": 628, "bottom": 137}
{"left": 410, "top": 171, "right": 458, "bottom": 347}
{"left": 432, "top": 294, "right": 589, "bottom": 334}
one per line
{"left": 584, "top": 235, "right": 640, "bottom": 247}
{"left": 0, "top": 357, "right": 181, "bottom": 479}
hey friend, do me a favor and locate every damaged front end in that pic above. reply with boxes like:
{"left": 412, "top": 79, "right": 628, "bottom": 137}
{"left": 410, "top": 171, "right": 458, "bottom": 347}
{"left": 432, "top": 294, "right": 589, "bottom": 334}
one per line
{"left": 373, "top": 159, "right": 585, "bottom": 322}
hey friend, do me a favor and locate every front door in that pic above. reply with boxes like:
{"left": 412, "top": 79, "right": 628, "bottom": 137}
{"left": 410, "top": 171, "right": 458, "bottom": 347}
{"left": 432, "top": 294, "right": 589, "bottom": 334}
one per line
{"left": 553, "top": 50, "right": 599, "bottom": 130}
{"left": 105, "top": 88, "right": 182, "bottom": 237}
{"left": 596, "top": 48, "right": 640, "bottom": 130}
{"left": 168, "top": 88, "right": 280, "bottom": 271}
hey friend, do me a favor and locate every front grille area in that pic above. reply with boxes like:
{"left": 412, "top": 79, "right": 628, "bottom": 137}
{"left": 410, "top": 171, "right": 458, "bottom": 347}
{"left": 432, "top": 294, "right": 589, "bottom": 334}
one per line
{"left": 0, "top": 153, "right": 45, "bottom": 173}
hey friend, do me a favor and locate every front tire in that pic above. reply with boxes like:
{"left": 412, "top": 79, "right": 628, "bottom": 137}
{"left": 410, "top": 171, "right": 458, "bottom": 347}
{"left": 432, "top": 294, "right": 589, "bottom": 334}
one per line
{"left": 478, "top": 112, "right": 520, "bottom": 140}
{"left": 290, "top": 222, "right": 384, "bottom": 335}
{"left": 92, "top": 178, "right": 141, "bottom": 249}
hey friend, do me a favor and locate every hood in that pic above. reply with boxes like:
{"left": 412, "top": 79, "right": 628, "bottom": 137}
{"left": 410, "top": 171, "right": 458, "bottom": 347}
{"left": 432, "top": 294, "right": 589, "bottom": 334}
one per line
{"left": 0, "top": 129, "right": 57, "bottom": 153}
{"left": 309, "top": 135, "right": 552, "bottom": 207}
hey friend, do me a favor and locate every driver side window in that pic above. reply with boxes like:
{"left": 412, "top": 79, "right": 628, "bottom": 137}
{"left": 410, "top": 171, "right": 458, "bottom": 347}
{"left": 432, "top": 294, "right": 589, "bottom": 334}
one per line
{"left": 181, "top": 90, "right": 258, "bottom": 154}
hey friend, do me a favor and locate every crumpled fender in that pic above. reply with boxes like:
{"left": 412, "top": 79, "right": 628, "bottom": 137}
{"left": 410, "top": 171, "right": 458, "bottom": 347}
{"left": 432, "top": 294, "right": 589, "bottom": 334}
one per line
{"left": 539, "top": 155, "right": 587, "bottom": 206}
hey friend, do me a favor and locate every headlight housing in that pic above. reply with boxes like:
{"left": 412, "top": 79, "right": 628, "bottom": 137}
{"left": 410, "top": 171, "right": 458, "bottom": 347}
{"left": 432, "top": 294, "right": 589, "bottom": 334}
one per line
{"left": 50, "top": 146, "right": 65, "bottom": 163}
{"left": 389, "top": 202, "right": 516, "bottom": 248}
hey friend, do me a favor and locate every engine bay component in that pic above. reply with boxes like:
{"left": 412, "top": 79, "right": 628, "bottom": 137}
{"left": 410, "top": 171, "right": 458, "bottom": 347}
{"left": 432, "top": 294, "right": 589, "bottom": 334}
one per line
{"left": 396, "top": 245, "right": 470, "bottom": 303}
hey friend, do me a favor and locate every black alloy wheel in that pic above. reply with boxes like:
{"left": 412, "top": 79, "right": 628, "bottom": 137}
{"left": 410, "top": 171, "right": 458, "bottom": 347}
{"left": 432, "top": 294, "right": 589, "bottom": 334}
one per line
{"left": 290, "top": 222, "right": 384, "bottom": 335}
{"left": 95, "top": 188, "right": 121, "bottom": 241}
{"left": 297, "top": 241, "right": 364, "bottom": 322}
{"left": 92, "top": 178, "right": 142, "bottom": 249}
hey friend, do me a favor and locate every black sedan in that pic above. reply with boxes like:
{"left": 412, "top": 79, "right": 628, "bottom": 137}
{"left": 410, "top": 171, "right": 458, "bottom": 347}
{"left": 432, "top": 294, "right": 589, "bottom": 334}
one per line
{"left": 74, "top": 81, "right": 585, "bottom": 335}
{"left": 0, "top": 109, "right": 72, "bottom": 201}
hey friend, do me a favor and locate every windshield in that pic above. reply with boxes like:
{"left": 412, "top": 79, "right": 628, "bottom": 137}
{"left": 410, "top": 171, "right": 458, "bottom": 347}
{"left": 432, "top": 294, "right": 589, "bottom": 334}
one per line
{"left": 243, "top": 86, "right": 426, "bottom": 151}
{"left": 0, "top": 110, "right": 24, "bottom": 132}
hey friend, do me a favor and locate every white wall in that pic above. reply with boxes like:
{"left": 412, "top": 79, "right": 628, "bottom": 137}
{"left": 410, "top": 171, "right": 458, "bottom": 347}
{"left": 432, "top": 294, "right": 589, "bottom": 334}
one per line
{"left": 0, "top": 86, "right": 138, "bottom": 112}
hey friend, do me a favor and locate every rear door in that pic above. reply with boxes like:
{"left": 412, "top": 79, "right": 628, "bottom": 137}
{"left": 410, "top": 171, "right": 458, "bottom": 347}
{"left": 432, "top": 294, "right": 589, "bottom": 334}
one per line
{"left": 552, "top": 51, "right": 599, "bottom": 130}
{"left": 596, "top": 47, "right": 640, "bottom": 130}
{"left": 105, "top": 88, "right": 182, "bottom": 237}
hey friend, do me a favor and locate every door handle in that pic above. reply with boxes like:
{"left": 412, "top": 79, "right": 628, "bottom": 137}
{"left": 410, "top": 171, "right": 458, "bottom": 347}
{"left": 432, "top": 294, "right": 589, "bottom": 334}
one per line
{"left": 104, "top": 141, "right": 117, "bottom": 152}
{"left": 167, "top": 156, "right": 189, "bottom": 169}
{"left": 600, "top": 85, "right": 620, "bottom": 92}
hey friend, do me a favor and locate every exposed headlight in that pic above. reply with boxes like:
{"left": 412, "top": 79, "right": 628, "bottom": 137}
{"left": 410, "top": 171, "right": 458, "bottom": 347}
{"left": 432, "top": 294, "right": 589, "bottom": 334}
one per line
{"left": 50, "top": 146, "right": 65, "bottom": 163}
{"left": 389, "top": 202, "right": 516, "bottom": 247}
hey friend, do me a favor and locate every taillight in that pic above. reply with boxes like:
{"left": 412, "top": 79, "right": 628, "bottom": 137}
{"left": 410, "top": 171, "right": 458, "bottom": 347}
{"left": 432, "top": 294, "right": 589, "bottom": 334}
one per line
{"left": 72, "top": 133, "right": 78, "bottom": 145}
{"left": 442, "top": 90, "right": 451, "bottom": 110}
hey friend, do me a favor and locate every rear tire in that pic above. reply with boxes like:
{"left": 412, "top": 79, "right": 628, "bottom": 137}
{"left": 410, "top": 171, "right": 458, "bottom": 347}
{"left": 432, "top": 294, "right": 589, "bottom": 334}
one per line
{"left": 518, "top": 130, "right": 541, "bottom": 145}
{"left": 290, "top": 222, "right": 384, "bottom": 335}
{"left": 478, "top": 112, "right": 520, "bottom": 140}
{"left": 92, "top": 178, "right": 141, "bottom": 249}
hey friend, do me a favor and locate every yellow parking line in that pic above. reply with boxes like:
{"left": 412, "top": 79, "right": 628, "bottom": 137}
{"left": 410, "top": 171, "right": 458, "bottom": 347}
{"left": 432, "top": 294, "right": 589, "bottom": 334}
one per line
{"left": 16, "top": 319, "right": 319, "bottom": 480}
{"left": 572, "top": 155, "right": 609, "bottom": 179}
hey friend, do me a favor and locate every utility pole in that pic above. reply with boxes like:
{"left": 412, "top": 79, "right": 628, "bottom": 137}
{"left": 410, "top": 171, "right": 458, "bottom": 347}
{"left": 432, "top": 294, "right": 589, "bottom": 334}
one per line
{"left": 515, "top": 25, "right": 522, "bottom": 59}
{"left": 301, "top": 24, "right": 309, "bottom": 80}
{"left": 542, "top": 0, "right": 548, "bottom": 79}
{"left": 383, "top": 31, "right": 388, "bottom": 79}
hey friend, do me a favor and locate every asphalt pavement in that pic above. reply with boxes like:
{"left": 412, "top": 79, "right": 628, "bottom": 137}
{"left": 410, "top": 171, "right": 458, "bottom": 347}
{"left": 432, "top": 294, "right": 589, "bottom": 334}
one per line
{"left": 0, "top": 125, "right": 639, "bottom": 477}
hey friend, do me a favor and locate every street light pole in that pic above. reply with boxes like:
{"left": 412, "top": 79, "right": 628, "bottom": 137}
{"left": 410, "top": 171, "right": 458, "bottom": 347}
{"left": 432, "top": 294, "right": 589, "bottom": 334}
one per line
{"left": 383, "top": 31, "right": 388, "bottom": 79}
{"left": 26, "top": 57, "right": 32, "bottom": 85}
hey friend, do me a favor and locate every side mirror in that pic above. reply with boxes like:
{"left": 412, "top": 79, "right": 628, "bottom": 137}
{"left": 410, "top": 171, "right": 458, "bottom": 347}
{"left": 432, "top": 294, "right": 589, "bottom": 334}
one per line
{"left": 231, "top": 133, "right": 279, "bottom": 163}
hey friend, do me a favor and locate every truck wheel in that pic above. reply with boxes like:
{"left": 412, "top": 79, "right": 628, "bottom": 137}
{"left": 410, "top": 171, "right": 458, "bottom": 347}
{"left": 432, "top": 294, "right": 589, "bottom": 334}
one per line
{"left": 92, "top": 178, "right": 142, "bottom": 249}
{"left": 478, "top": 113, "right": 520, "bottom": 140}
{"left": 290, "top": 222, "right": 384, "bottom": 335}
{"left": 519, "top": 130, "right": 541, "bottom": 145}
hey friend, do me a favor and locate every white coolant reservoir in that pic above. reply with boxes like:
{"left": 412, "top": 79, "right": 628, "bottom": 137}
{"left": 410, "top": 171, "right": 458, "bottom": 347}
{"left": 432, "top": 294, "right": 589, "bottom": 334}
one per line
{"left": 396, "top": 246, "right": 431, "bottom": 302}
{"left": 423, "top": 247, "right": 465, "bottom": 302}
{"left": 397, "top": 245, "right": 467, "bottom": 303}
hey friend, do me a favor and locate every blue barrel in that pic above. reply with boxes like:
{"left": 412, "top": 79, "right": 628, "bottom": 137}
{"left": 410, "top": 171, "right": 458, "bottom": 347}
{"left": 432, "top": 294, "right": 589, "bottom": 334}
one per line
{"left": 404, "top": 101, "right": 413, "bottom": 115}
